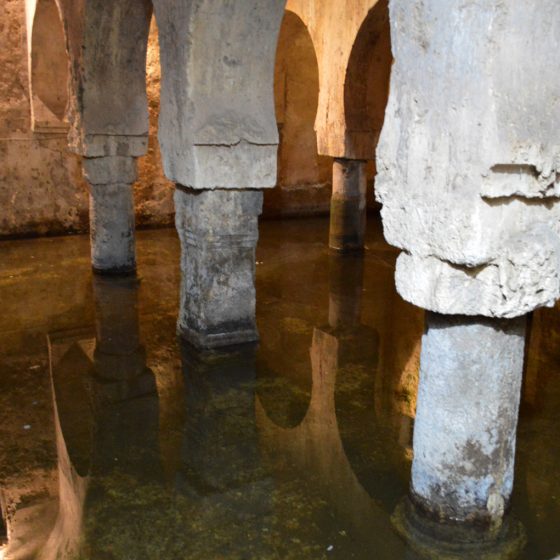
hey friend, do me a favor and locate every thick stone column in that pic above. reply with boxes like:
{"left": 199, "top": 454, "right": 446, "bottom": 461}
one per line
{"left": 83, "top": 156, "right": 137, "bottom": 275}
{"left": 174, "top": 187, "right": 263, "bottom": 349}
{"left": 376, "top": 0, "right": 559, "bottom": 539}
{"left": 329, "top": 158, "right": 367, "bottom": 252}
{"left": 411, "top": 313, "right": 527, "bottom": 527}
{"left": 150, "top": 1, "right": 283, "bottom": 349}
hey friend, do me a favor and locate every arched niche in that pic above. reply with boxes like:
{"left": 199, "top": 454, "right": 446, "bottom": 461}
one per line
{"left": 29, "top": 0, "right": 69, "bottom": 134}
{"left": 344, "top": 0, "right": 392, "bottom": 161}
{"left": 270, "top": 10, "right": 332, "bottom": 216}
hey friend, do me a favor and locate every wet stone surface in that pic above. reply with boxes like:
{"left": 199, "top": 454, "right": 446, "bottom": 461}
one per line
{"left": 0, "top": 217, "right": 558, "bottom": 559}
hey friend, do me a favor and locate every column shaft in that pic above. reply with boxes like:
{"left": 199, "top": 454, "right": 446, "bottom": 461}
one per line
{"left": 174, "top": 187, "right": 263, "bottom": 349}
{"left": 411, "top": 312, "right": 527, "bottom": 526}
{"left": 83, "top": 156, "right": 137, "bottom": 275}
{"left": 329, "top": 158, "right": 367, "bottom": 252}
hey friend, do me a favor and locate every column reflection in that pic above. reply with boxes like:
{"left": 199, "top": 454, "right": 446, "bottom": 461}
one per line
{"left": 176, "top": 341, "right": 275, "bottom": 558}
{"left": 43, "top": 276, "right": 160, "bottom": 559}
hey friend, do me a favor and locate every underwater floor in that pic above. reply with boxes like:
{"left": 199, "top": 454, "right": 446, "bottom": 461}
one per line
{"left": 0, "top": 216, "right": 559, "bottom": 559}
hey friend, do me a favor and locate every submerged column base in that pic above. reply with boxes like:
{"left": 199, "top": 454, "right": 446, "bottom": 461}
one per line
{"left": 393, "top": 497, "right": 526, "bottom": 559}
{"left": 411, "top": 312, "right": 527, "bottom": 528}
{"left": 174, "top": 186, "right": 263, "bottom": 349}
{"left": 179, "top": 326, "right": 259, "bottom": 350}
{"left": 329, "top": 158, "right": 367, "bottom": 252}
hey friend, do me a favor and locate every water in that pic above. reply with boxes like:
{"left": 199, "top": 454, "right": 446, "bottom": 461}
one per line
{"left": 0, "top": 217, "right": 558, "bottom": 559}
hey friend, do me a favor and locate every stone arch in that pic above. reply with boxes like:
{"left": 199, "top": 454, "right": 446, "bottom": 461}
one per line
{"left": 344, "top": 0, "right": 392, "bottom": 161}
{"left": 268, "top": 10, "right": 332, "bottom": 215}
{"left": 152, "top": 0, "right": 286, "bottom": 189}
{"left": 28, "top": 0, "right": 69, "bottom": 133}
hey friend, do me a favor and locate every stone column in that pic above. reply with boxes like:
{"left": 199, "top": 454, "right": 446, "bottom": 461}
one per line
{"left": 83, "top": 156, "right": 138, "bottom": 275}
{"left": 411, "top": 312, "right": 527, "bottom": 527}
{"left": 375, "top": 0, "right": 560, "bottom": 536}
{"left": 174, "top": 186, "right": 263, "bottom": 349}
{"left": 329, "top": 158, "right": 367, "bottom": 252}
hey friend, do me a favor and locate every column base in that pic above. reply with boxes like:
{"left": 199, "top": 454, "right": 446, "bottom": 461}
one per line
{"left": 92, "top": 265, "right": 137, "bottom": 277}
{"left": 392, "top": 497, "right": 526, "bottom": 560}
{"left": 178, "top": 323, "right": 259, "bottom": 350}
{"left": 88, "top": 181, "right": 137, "bottom": 275}
{"left": 328, "top": 159, "right": 367, "bottom": 253}
{"left": 85, "top": 157, "right": 138, "bottom": 275}
{"left": 329, "top": 196, "right": 367, "bottom": 253}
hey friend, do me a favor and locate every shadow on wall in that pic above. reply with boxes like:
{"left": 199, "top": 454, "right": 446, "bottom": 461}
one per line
{"left": 265, "top": 11, "right": 333, "bottom": 218}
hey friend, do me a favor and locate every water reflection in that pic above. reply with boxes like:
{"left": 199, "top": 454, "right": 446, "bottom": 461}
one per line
{"left": 1, "top": 219, "right": 559, "bottom": 559}
{"left": 44, "top": 276, "right": 160, "bottom": 559}
{"left": 179, "top": 342, "right": 262, "bottom": 495}
{"left": 177, "top": 342, "right": 278, "bottom": 558}
{"left": 256, "top": 253, "right": 411, "bottom": 558}
{"left": 517, "top": 308, "right": 560, "bottom": 560}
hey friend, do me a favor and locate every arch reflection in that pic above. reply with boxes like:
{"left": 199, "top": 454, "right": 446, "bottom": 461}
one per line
{"left": 256, "top": 252, "right": 412, "bottom": 557}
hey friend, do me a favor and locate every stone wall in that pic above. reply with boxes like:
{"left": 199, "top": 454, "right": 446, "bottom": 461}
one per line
{"left": 0, "top": 0, "right": 88, "bottom": 238}
{"left": 0, "top": 4, "right": 176, "bottom": 239}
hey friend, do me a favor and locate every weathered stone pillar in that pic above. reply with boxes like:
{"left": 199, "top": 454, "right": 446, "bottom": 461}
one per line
{"left": 174, "top": 187, "right": 263, "bottom": 349}
{"left": 151, "top": 0, "right": 285, "bottom": 348}
{"left": 412, "top": 313, "right": 526, "bottom": 526}
{"left": 83, "top": 156, "right": 138, "bottom": 275}
{"left": 376, "top": 0, "right": 560, "bottom": 534}
{"left": 329, "top": 158, "right": 367, "bottom": 252}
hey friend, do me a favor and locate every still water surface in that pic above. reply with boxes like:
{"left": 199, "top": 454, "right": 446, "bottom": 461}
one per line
{"left": 0, "top": 217, "right": 558, "bottom": 559}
